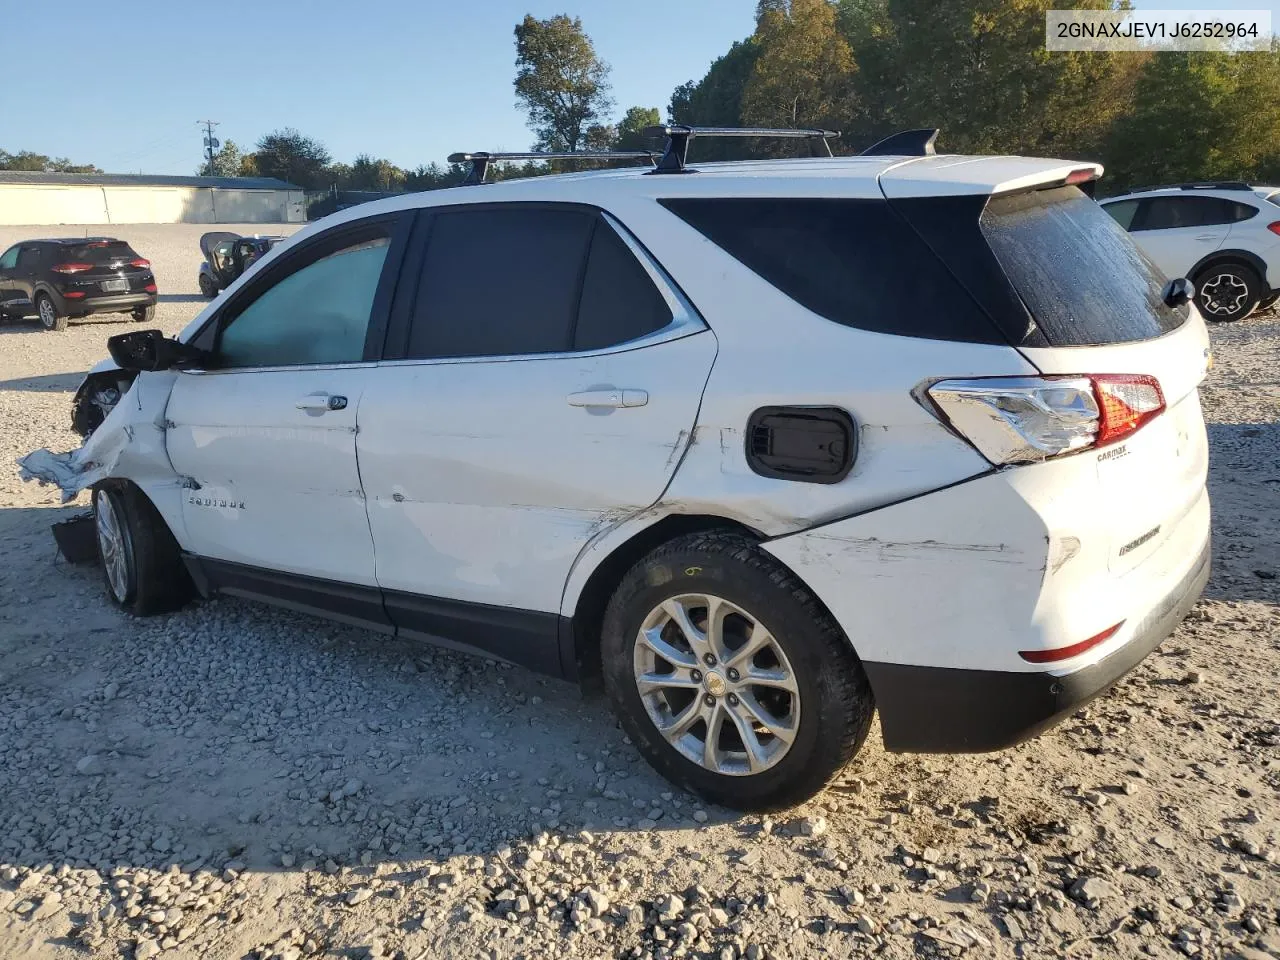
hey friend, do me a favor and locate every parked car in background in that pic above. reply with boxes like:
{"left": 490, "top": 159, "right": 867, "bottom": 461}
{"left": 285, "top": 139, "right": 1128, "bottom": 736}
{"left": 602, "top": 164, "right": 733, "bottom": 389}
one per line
{"left": 24, "top": 130, "right": 1212, "bottom": 810}
{"left": 1099, "top": 182, "right": 1280, "bottom": 321}
{"left": 0, "top": 238, "right": 157, "bottom": 331}
{"left": 198, "top": 232, "right": 285, "bottom": 298}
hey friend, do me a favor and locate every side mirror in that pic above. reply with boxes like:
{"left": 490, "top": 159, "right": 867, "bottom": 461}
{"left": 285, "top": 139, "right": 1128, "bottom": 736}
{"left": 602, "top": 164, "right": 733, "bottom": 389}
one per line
{"left": 107, "top": 329, "right": 210, "bottom": 372}
{"left": 1163, "top": 277, "right": 1195, "bottom": 308}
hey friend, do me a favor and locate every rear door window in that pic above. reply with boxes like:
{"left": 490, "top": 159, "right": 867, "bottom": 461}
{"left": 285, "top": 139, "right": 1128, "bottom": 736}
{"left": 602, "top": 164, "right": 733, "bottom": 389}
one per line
{"left": 575, "top": 220, "right": 672, "bottom": 351}
{"left": 660, "top": 197, "right": 1003, "bottom": 343}
{"left": 1133, "top": 195, "right": 1250, "bottom": 231}
{"left": 980, "top": 186, "right": 1186, "bottom": 345}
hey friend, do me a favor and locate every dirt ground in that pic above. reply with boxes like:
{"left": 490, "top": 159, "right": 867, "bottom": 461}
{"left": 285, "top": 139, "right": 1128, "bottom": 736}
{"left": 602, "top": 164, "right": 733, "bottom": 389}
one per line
{"left": 0, "top": 222, "right": 1277, "bottom": 960}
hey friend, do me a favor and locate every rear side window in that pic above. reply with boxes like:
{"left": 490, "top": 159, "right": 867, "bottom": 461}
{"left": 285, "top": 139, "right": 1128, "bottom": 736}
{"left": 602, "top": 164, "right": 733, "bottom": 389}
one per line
{"left": 67, "top": 240, "right": 139, "bottom": 262}
{"left": 660, "top": 197, "right": 1001, "bottom": 343}
{"left": 405, "top": 207, "right": 673, "bottom": 359}
{"left": 981, "top": 186, "right": 1186, "bottom": 346}
{"left": 1101, "top": 199, "right": 1139, "bottom": 230}
{"left": 1134, "top": 195, "right": 1255, "bottom": 231}
{"left": 576, "top": 221, "right": 672, "bottom": 351}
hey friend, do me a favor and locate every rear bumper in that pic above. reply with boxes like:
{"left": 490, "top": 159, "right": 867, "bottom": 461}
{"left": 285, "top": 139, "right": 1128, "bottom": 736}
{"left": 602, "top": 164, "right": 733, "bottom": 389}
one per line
{"left": 863, "top": 537, "right": 1210, "bottom": 752}
{"left": 54, "top": 291, "right": 155, "bottom": 315}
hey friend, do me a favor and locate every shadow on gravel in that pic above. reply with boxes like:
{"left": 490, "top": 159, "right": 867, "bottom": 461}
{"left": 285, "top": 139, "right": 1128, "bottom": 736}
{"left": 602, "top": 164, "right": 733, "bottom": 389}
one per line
{"left": 158, "top": 294, "right": 208, "bottom": 304}
{"left": 0, "top": 371, "right": 82, "bottom": 393}
{"left": 0, "top": 504, "right": 744, "bottom": 883}
{"left": 1203, "top": 421, "right": 1280, "bottom": 603}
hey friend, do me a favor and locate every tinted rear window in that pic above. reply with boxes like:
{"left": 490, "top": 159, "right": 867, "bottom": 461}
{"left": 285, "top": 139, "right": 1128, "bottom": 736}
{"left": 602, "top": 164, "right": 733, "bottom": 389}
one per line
{"left": 1135, "top": 195, "right": 1255, "bottom": 230}
{"left": 575, "top": 222, "right": 672, "bottom": 351}
{"left": 980, "top": 187, "right": 1187, "bottom": 346}
{"left": 660, "top": 197, "right": 1003, "bottom": 343}
{"left": 67, "top": 240, "right": 138, "bottom": 263}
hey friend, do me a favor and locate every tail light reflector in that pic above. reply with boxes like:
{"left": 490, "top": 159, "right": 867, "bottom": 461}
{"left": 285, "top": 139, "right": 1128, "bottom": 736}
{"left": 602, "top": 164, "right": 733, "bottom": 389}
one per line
{"left": 64, "top": 291, "right": 86, "bottom": 299}
{"left": 144, "top": 283, "right": 157, "bottom": 293}
{"left": 52, "top": 262, "right": 94, "bottom": 274}
{"left": 926, "top": 374, "right": 1165, "bottom": 465}
{"left": 1020, "top": 622, "right": 1124, "bottom": 664}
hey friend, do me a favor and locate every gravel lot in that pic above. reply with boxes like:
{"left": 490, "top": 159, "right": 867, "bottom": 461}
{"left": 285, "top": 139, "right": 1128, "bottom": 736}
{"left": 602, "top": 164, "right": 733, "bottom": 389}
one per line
{"left": 1, "top": 222, "right": 1278, "bottom": 960}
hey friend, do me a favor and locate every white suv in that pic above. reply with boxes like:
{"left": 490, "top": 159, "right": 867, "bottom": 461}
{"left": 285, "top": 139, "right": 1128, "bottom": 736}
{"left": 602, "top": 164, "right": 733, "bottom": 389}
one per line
{"left": 1099, "top": 182, "right": 1280, "bottom": 321}
{"left": 23, "top": 128, "right": 1213, "bottom": 811}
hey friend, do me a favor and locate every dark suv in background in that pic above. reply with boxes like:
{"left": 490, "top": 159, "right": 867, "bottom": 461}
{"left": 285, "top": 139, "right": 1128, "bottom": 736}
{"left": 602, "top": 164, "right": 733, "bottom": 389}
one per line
{"left": 0, "top": 238, "right": 157, "bottom": 332}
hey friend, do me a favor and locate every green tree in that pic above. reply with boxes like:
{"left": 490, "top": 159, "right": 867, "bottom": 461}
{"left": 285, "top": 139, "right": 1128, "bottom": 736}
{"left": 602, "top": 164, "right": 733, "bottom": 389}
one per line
{"left": 743, "top": 0, "right": 856, "bottom": 138}
{"left": 204, "top": 139, "right": 243, "bottom": 177}
{"left": 346, "top": 154, "right": 407, "bottom": 191}
{"left": 836, "top": 0, "right": 1141, "bottom": 157}
{"left": 0, "top": 149, "right": 99, "bottom": 173}
{"left": 514, "top": 14, "right": 613, "bottom": 151}
{"left": 250, "top": 128, "right": 331, "bottom": 189}
{"left": 614, "top": 106, "right": 662, "bottom": 151}
{"left": 1104, "top": 48, "right": 1280, "bottom": 191}
{"left": 669, "top": 39, "right": 762, "bottom": 160}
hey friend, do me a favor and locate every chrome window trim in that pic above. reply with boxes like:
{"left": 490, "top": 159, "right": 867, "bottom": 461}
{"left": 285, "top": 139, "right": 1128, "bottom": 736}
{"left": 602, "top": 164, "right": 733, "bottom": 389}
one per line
{"left": 180, "top": 361, "right": 379, "bottom": 376}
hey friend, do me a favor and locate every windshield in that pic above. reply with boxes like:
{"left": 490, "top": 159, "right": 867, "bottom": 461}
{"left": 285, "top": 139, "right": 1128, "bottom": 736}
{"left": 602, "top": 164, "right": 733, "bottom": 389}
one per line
{"left": 980, "top": 186, "right": 1188, "bottom": 346}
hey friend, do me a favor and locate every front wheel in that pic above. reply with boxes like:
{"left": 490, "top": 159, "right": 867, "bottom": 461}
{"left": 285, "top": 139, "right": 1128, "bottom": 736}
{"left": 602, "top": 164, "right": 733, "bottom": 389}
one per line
{"left": 198, "top": 273, "right": 217, "bottom": 299}
{"left": 601, "top": 531, "right": 875, "bottom": 811}
{"left": 131, "top": 304, "right": 155, "bottom": 323}
{"left": 1194, "top": 264, "right": 1262, "bottom": 322}
{"left": 36, "top": 294, "right": 67, "bottom": 332}
{"left": 93, "top": 483, "right": 194, "bottom": 615}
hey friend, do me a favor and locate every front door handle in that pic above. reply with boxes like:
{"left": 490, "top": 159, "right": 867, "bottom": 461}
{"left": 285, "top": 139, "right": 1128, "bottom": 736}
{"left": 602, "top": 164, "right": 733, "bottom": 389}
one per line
{"left": 567, "top": 388, "right": 648, "bottom": 409}
{"left": 1194, "top": 234, "right": 1218, "bottom": 241}
{"left": 296, "top": 394, "right": 348, "bottom": 412}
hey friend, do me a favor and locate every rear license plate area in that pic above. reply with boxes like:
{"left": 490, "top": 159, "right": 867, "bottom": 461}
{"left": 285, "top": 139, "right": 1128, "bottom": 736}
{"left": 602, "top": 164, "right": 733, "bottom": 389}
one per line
{"left": 100, "top": 279, "right": 128, "bottom": 293}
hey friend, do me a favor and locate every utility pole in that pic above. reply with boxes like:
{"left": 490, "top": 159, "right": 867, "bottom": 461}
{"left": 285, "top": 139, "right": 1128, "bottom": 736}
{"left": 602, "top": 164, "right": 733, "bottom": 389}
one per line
{"left": 197, "top": 120, "right": 220, "bottom": 175}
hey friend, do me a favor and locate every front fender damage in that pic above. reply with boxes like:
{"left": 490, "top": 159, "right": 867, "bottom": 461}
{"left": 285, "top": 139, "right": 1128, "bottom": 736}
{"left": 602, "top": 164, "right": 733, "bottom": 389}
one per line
{"left": 18, "top": 371, "right": 179, "bottom": 502}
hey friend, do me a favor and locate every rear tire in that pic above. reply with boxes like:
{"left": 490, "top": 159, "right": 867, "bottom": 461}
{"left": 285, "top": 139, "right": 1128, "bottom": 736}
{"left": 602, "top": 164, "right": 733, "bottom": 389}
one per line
{"left": 601, "top": 531, "right": 875, "bottom": 811}
{"left": 1194, "top": 263, "right": 1263, "bottom": 322}
{"left": 199, "top": 274, "right": 217, "bottom": 299}
{"left": 93, "top": 483, "right": 194, "bottom": 616}
{"left": 132, "top": 304, "right": 155, "bottom": 323}
{"left": 36, "top": 294, "right": 67, "bottom": 332}
{"left": 1259, "top": 292, "right": 1279, "bottom": 313}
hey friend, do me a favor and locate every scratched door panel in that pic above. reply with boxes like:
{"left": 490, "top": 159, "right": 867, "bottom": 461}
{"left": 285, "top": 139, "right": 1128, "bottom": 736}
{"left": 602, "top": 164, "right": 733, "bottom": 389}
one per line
{"left": 165, "top": 366, "right": 379, "bottom": 585}
{"left": 357, "top": 330, "right": 716, "bottom": 613}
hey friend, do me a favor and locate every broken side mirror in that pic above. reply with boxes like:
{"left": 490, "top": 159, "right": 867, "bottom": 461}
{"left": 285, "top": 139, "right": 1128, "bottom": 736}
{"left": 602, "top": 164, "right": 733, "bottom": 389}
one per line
{"left": 1162, "top": 277, "right": 1195, "bottom": 309}
{"left": 107, "top": 329, "right": 210, "bottom": 372}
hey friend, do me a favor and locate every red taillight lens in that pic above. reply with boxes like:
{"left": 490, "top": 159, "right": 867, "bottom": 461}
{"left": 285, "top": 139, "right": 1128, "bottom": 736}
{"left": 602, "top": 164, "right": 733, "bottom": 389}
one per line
{"left": 1092, "top": 375, "right": 1165, "bottom": 446}
{"left": 1065, "top": 168, "right": 1097, "bottom": 186}
{"left": 129, "top": 258, "right": 151, "bottom": 268}
{"left": 52, "top": 262, "right": 94, "bottom": 274}
{"left": 1267, "top": 221, "right": 1280, "bottom": 236}
{"left": 144, "top": 283, "right": 157, "bottom": 293}
{"left": 1020, "top": 622, "right": 1124, "bottom": 664}
{"left": 63, "top": 291, "right": 86, "bottom": 299}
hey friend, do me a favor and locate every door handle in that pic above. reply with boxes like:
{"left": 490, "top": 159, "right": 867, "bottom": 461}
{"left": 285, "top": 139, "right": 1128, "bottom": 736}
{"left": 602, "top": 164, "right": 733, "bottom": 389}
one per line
{"left": 1194, "top": 234, "right": 1218, "bottom": 241}
{"left": 567, "top": 389, "right": 648, "bottom": 409}
{"left": 295, "top": 394, "right": 348, "bottom": 412}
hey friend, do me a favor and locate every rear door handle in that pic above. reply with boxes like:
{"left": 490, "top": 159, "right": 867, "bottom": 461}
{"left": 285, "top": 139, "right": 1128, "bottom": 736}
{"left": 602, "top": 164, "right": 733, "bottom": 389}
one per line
{"left": 1194, "top": 234, "right": 1218, "bottom": 241}
{"left": 567, "top": 388, "right": 648, "bottom": 409}
{"left": 296, "top": 394, "right": 348, "bottom": 412}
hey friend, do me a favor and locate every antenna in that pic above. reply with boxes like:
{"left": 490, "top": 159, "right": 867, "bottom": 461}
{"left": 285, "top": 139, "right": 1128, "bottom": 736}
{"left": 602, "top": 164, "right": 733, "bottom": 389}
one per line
{"left": 197, "top": 120, "right": 221, "bottom": 175}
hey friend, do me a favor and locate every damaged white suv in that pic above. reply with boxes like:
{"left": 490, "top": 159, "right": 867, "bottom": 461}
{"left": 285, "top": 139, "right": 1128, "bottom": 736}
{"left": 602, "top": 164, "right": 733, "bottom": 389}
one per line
{"left": 23, "top": 127, "right": 1213, "bottom": 811}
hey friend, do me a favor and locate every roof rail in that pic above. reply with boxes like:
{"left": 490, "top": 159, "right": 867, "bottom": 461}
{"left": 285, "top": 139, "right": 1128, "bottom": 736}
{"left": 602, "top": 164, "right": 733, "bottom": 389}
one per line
{"left": 858, "top": 128, "right": 939, "bottom": 157}
{"left": 1122, "top": 180, "right": 1254, "bottom": 196}
{"left": 641, "top": 125, "right": 839, "bottom": 174}
{"left": 446, "top": 150, "right": 658, "bottom": 186}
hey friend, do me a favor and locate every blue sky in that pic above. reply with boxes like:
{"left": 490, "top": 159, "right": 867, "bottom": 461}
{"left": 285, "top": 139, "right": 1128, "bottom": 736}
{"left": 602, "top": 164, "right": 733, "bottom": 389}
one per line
{"left": 1, "top": 1, "right": 1275, "bottom": 176}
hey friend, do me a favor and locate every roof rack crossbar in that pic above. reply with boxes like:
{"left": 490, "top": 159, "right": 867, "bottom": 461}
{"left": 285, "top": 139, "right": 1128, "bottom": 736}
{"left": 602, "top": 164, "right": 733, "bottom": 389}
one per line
{"left": 446, "top": 150, "right": 658, "bottom": 186}
{"left": 640, "top": 124, "right": 840, "bottom": 174}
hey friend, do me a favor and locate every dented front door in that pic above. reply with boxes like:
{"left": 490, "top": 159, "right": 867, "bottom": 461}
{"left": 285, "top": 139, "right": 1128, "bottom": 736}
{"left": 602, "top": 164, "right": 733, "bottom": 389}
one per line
{"left": 165, "top": 366, "right": 379, "bottom": 586}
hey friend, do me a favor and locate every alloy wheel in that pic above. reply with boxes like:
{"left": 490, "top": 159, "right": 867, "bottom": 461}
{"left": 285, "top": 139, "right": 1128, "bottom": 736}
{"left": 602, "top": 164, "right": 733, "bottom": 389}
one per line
{"left": 1199, "top": 273, "right": 1249, "bottom": 317}
{"left": 633, "top": 593, "right": 800, "bottom": 776}
{"left": 95, "top": 489, "right": 133, "bottom": 603}
{"left": 38, "top": 298, "right": 56, "bottom": 329}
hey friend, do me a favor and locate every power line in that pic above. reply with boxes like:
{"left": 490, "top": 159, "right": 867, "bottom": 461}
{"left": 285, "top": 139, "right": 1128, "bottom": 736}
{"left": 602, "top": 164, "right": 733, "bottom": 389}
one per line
{"left": 197, "top": 120, "right": 220, "bottom": 174}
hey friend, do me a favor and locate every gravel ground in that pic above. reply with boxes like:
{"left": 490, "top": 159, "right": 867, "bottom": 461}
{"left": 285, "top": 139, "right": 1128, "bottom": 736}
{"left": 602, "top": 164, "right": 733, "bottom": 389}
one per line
{"left": 1, "top": 222, "right": 1278, "bottom": 960}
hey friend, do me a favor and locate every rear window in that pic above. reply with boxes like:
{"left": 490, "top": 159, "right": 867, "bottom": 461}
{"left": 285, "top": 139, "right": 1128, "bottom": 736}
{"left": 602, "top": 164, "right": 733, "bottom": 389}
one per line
{"left": 659, "top": 197, "right": 1004, "bottom": 344}
{"left": 980, "top": 187, "right": 1187, "bottom": 346}
{"left": 66, "top": 240, "right": 139, "bottom": 263}
{"left": 1134, "top": 195, "right": 1256, "bottom": 231}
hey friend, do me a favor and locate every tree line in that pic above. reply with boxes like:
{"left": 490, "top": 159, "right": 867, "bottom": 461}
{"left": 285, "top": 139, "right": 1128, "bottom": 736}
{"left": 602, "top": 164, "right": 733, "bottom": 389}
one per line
{"left": 9, "top": 4, "right": 1279, "bottom": 196}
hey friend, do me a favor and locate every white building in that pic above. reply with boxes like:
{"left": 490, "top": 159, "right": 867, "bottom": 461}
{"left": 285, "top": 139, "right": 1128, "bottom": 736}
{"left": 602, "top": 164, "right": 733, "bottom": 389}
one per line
{"left": 0, "top": 172, "right": 306, "bottom": 226}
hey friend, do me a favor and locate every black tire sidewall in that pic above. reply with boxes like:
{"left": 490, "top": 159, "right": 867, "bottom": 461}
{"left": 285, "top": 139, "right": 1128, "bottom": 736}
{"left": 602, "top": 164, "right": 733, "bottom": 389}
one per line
{"left": 1195, "top": 264, "right": 1261, "bottom": 322}
{"left": 602, "top": 538, "right": 871, "bottom": 810}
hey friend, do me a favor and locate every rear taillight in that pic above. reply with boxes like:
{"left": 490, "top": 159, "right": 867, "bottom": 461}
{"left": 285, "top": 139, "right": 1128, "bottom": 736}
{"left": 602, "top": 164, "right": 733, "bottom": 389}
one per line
{"left": 144, "top": 283, "right": 157, "bottom": 293}
{"left": 926, "top": 374, "right": 1165, "bottom": 465}
{"left": 1267, "top": 221, "right": 1280, "bottom": 236}
{"left": 129, "top": 258, "right": 150, "bottom": 268}
{"left": 52, "top": 262, "right": 94, "bottom": 274}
